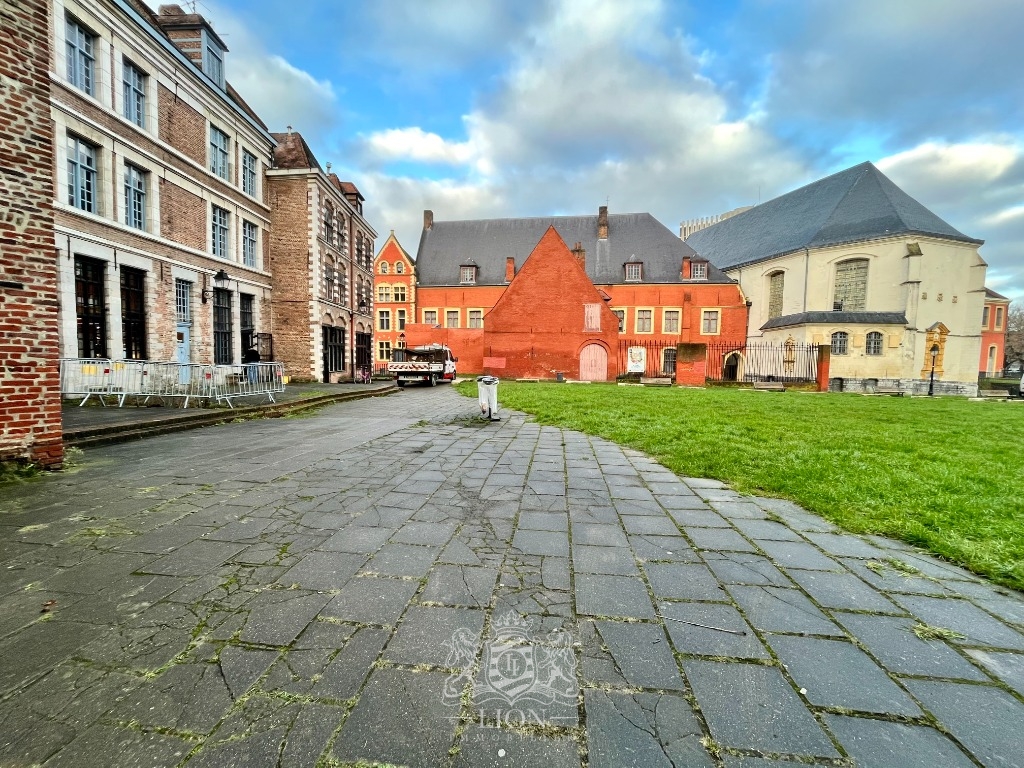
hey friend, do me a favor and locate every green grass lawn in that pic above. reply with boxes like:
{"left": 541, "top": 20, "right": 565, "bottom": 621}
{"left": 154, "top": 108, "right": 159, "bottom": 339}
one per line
{"left": 456, "top": 381, "right": 1024, "bottom": 590}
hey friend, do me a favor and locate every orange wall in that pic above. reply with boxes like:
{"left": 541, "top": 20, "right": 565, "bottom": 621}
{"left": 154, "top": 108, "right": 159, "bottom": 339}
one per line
{"left": 979, "top": 299, "right": 1008, "bottom": 373}
{"left": 373, "top": 237, "right": 416, "bottom": 362}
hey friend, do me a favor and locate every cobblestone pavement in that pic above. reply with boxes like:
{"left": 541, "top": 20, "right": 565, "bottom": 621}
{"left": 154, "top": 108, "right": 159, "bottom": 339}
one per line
{"left": 2, "top": 387, "right": 1023, "bottom": 768}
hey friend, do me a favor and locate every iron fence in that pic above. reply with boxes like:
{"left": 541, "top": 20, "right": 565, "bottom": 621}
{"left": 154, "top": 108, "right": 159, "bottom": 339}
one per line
{"left": 705, "top": 341, "right": 819, "bottom": 383}
{"left": 617, "top": 339, "right": 679, "bottom": 378}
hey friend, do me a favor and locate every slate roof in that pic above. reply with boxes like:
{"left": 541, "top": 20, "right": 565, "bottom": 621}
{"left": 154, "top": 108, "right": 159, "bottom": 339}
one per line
{"left": 985, "top": 287, "right": 1010, "bottom": 301}
{"left": 415, "top": 212, "right": 733, "bottom": 287}
{"left": 760, "top": 311, "right": 909, "bottom": 331}
{"left": 271, "top": 132, "right": 322, "bottom": 171}
{"left": 685, "top": 162, "right": 983, "bottom": 271}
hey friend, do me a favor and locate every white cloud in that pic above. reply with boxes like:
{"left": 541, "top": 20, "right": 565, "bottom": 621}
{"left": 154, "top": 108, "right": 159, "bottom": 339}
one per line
{"left": 361, "top": 127, "right": 477, "bottom": 167}
{"left": 204, "top": 3, "right": 341, "bottom": 142}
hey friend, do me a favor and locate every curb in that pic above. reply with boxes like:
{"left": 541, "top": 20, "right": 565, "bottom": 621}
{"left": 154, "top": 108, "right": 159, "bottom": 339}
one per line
{"left": 63, "top": 386, "right": 399, "bottom": 449}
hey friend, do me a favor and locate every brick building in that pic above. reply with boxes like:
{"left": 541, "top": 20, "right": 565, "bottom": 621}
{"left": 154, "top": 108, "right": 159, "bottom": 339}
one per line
{"left": 0, "top": 0, "right": 63, "bottom": 468}
{"left": 267, "top": 131, "right": 376, "bottom": 382}
{"left": 51, "top": 1, "right": 276, "bottom": 368}
{"left": 372, "top": 232, "right": 416, "bottom": 367}
{"left": 402, "top": 207, "right": 748, "bottom": 380}
{"left": 980, "top": 288, "right": 1010, "bottom": 376}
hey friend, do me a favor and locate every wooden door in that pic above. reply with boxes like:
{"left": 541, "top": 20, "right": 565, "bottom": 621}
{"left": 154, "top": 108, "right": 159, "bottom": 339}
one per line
{"left": 579, "top": 344, "right": 607, "bottom": 381}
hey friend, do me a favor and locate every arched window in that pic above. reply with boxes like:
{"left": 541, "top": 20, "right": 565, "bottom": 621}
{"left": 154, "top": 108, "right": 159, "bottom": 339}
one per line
{"left": 768, "top": 271, "right": 785, "bottom": 319}
{"left": 833, "top": 259, "right": 868, "bottom": 311}
{"left": 865, "top": 331, "right": 883, "bottom": 356}
{"left": 380, "top": 262, "right": 389, "bottom": 274}
{"left": 831, "top": 331, "right": 849, "bottom": 355}
{"left": 396, "top": 262, "right": 405, "bottom": 274}
{"left": 324, "top": 204, "right": 335, "bottom": 245}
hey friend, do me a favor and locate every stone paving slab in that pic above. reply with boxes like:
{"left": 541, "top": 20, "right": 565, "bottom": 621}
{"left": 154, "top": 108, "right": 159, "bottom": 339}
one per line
{"left": 1, "top": 387, "right": 1022, "bottom": 767}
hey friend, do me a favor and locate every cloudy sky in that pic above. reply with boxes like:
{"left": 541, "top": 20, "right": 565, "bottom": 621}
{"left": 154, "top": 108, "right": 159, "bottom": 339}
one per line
{"left": 206, "top": 0, "right": 1023, "bottom": 301}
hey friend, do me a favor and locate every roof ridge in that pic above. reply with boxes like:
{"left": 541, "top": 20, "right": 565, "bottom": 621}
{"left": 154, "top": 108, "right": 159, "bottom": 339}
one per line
{"left": 810, "top": 163, "right": 874, "bottom": 242}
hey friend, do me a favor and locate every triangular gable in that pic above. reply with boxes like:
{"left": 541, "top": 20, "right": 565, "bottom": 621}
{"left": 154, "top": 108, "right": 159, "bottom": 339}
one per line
{"left": 487, "top": 227, "right": 619, "bottom": 332}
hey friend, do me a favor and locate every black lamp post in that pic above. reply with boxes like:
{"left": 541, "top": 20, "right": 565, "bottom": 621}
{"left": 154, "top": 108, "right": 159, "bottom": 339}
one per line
{"left": 201, "top": 269, "right": 230, "bottom": 304}
{"left": 351, "top": 297, "right": 367, "bottom": 382}
{"left": 928, "top": 343, "right": 939, "bottom": 396}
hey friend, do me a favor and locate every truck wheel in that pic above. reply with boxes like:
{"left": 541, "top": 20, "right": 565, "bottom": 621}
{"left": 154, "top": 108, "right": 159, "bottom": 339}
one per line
{"left": 430, "top": 374, "right": 437, "bottom": 387}
{"left": 397, "top": 380, "right": 405, "bottom": 388}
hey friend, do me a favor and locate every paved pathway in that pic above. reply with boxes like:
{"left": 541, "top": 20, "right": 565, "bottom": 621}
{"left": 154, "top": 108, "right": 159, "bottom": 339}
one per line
{"left": 2, "top": 387, "right": 1023, "bottom": 767}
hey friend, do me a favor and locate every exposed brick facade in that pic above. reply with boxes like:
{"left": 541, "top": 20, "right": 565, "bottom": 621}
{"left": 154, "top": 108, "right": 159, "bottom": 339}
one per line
{"left": 157, "top": 83, "right": 205, "bottom": 165}
{"left": 267, "top": 132, "right": 376, "bottom": 382}
{"left": 159, "top": 179, "right": 207, "bottom": 251}
{"left": 0, "top": 0, "right": 62, "bottom": 467}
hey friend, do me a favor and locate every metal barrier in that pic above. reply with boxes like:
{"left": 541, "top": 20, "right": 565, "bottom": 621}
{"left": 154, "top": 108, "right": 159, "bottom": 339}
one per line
{"left": 208, "top": 362, "right": 285, "bottom": 408}
{"left": 60, "top": 359, "right": 285, "bottom": 409}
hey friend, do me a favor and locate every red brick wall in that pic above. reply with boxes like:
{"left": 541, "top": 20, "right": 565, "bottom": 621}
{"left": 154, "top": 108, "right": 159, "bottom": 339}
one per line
{"left": 403, "top": 324, "right": 485, "bottom": 373}
{"left": 0, "top": 0, "right": 62, "bottom": 467}
{"left": 601, "top": 283, "right": 748, "bottom": 347}
{"left": 483, "top": 228, "right": 620, "bottom": 379}
{"left": 980, "top": 299, "right": 1008, "bottom": 373}
{"left": 675, "top": 344, "right": 707, "bottom": 386}
{"left": 158, "top": 84, "right": 205, "bottom": 165}
{"left": 373, "top": 236, "right": 417, "bottom": 362}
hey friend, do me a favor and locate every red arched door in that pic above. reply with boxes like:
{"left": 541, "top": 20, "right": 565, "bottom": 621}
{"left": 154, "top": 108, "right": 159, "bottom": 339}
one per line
{"left": 579, "top": 344, "right": 608, "bottom": 381}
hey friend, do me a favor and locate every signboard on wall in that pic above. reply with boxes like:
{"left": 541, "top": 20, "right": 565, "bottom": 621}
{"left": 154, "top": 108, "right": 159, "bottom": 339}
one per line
{"left": 627, "top": 346, "right": 646, "bottom": 373}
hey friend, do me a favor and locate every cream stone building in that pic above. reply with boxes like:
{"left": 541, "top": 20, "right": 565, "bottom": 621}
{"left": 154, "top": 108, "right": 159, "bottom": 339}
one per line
{"left": 52, "top": 0, "right": 275, "bottom": 366}
{"left": 685, "top": 162, "right": 987, "bottom": 395}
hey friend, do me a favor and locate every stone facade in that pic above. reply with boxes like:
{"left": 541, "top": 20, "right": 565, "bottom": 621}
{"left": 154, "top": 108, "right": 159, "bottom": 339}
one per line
{"left": 267, "top": 131, "right": 376, "bottom": 382}
{"left": 0, "top": 0, "right": 63, "bottom": 467}
{"left": 52, "top": 0, "right": 275, "bottom": 368}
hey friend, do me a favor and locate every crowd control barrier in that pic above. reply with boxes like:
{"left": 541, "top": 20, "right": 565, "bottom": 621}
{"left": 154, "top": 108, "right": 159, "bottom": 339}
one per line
{"left": 60, "top": 359, "right": 285, "bottom": 409}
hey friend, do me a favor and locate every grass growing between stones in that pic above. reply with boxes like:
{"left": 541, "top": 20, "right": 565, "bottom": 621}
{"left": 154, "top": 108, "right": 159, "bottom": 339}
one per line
{"left": 455, "top": 381, "right": 1024, "bottom": 590}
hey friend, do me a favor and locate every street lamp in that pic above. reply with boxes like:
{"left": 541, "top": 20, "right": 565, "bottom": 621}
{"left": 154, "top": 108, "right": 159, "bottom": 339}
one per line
{"left": 201, "top": 269, "right": 230, "bottom": 303}
{"left": 351, "top": 296, "right": 368, "bottom": 382}
{"left": 928, "top": 343, "right": 939, "bottom": 396}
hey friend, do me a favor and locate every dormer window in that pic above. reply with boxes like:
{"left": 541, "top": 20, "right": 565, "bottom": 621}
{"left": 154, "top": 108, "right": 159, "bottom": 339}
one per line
{"left": 624, "top": 262, "right": 643, "bottom": 282}
{"left": 691, "top": 262, "right": 707, "bottom": 280}
{"left": 205, "top": 37, "right": 224, "bottom": 88}
{"left": 460, "top": 265, "right": 477, "bottom": 284}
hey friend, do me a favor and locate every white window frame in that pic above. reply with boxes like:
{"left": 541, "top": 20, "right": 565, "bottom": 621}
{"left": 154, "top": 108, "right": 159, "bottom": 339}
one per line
{"left": 175, "top": 279, "right": 192, "bottom": 324}
{"left": 67, "top": 134, "right": 98, "bottom": 213}
{"left": 124, "top": 163, "right": 146, "bottom": 230}
{"left": 446, "top": 309, "right": 460, "bottom": 329}
{"left": 625, "top": 262, "right": 642, "bottom": 282}
{"left": 396, "top": 262, "right": 405, "bottom": 274}
{"left": 211, "top": 205, "right": 230, "bottom": 258}
{"left": 122, "top": 58, "right": 146, "bottom": 127}
{"left": 468, "top": 309, "right": 484, "bottom": 329}
{"left": 242, "top": 150, "right": 258, "bottom": 196}
{"left": 66, "top": 16, "right": 95, "bottom": 96}
{"left": 242, "top": 220, "right": 258, "bottom": 268}
{"left": 423, "top": 309, "right": 438, "bottom": 325}
{"left": 691, "top": 262, "right": 707, "bottom": 280}
{"left": 831, "top": 331, "right": 849, "bottom": 355}
{"left": 460, "top": 266, "right": 477, "bottom": 284}
{"left": 378, "top": 309, "right": 391, "bottom": 331}
{"left": 210, "top": 126, "right": 230, "bottom": 179}
{"left": 865, "top": 331, "right": 884, "bottom": 356}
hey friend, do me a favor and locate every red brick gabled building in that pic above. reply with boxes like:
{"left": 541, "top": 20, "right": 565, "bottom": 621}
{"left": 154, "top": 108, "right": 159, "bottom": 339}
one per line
{"left": 403, "top": 207, "right": 748, "bottom": 380}
{"left": 980, "top": 288, "right": 1010, "bottom": 376}
{"left": 373, "top": 233, "right": 416, "bottom": 366}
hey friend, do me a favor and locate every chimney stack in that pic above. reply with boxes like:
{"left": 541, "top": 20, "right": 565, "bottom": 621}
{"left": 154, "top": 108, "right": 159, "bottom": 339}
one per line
{"left": 682, "top": 256, "right": 691, "bottom": 280}
{"left": 423, "top": 210, "right": 433, "bottom": 230}
{"left": 505, "top": 257, "right": 515, "bottom": 282}
{"left": 571, "top": 241, "right": 586, "bottom": 270}
{"left": 598, "top": 206, "right": 608, "bottom": 239}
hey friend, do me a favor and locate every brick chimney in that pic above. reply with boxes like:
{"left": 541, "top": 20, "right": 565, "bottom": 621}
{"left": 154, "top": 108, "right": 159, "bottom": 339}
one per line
{"left": 598, "top": 206, "right": 608, "bottom": 239}
{"left": 682, "top": 256, "right": 691, "bottom": 279}
{"left": 156, "top": 5, "right": 228, "bottom": 74}
{"left": 505, "top": 257, "right": 515, "bottom": 282}
{"left": 571, "top": 242, "right": 586, "bottom": 270}
{"left": 423, "top": 210, "right": 433, "bottom": 231}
